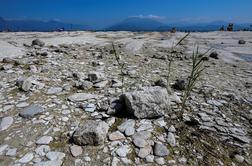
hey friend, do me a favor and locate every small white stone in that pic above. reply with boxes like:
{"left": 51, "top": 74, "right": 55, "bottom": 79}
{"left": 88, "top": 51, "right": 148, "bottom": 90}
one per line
{"left": 46, "top": 151, "right": 65, "bottom": 161}
{"left": 70, "top": 145, "right": 83, "bottom": 157}
{"left": 19, "top": 152, "right": 34, "bottom": 163}
{"left": 6, "top": 148, "right": 17, "bottom": 157}
{"left": 84, "top": 156, "right": 91, "bottom": 162}
{"left": 36, "top": 136, "right": 53, "bottom": 145}
{"left": 0, "top": 116, "right": 14, "bottom": 131}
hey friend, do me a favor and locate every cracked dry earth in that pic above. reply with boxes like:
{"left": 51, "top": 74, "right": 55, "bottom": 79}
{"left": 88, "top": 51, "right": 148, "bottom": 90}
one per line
{"left": 0, "top": 31, "right": 252, "bottom": 166}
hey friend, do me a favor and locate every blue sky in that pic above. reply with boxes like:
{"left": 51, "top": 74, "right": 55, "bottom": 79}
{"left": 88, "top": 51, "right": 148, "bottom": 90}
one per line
{"left": 0, "top": 0, "right": 251, "bottom": 28}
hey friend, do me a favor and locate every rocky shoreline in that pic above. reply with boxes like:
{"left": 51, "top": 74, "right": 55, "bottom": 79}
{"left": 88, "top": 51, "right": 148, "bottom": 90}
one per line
{"left": 0, "top": 31, "right": 251, "bottom": 166}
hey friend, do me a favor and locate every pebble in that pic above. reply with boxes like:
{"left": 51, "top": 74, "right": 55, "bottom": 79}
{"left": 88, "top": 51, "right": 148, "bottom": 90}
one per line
{"left": 234, "top": 154, "right": 244, "bottom": 163}
{"left": 19, "top": 152, "right": 34, "bottom": 163}
{"left": 46, "top": 151, "right": 65, "bottom": 161}
{"left": 167, "top": 132, "right": 176, "bottom": 147}
{"left": 6, "top": 148, "right": 17, "bottom": 157}
{"left": 34, "top": 160, "right": 63, "bottom": 166}
{"left": 109, "top": 131, "right": 125, "bottom": 141}
{"left": 84, "top": 103, "right": 96, "bottom": 113}
{"left": 36, "top": 136, "right": 53, "bottom": 145}
{"left": 19, "top": 105, "right": 45, "bottom": 118}
{"left": 146, "top": 155, "right": 154, "bottom": 163}
{"left": 0, "top": 116, "right": 14, "bottom": 131}
{"left": 138, "top": 146, "right": 152, "bottom": 158}
{"left": 153, "top": 142, "right": 169, "bottom": 157}
{"left": 116, "top": 145, "right": 130, "bottom": 157}
{"left": 70, "top": 145, "right": 83, "bottom": 157}
{"left": 155, "top": 157, "right": 165, "bottom": 165}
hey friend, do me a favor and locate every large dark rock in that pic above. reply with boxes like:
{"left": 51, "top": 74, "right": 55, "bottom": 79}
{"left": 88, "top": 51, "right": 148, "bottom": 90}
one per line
{"left": 119, "top": 87, "right": 170, "bottom": 119}
{"left": 32, "top": 39, "right": 45, "bottom": 47}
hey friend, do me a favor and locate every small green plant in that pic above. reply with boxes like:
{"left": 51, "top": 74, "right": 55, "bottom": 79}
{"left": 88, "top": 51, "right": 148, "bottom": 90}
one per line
{"left": 181, "top": 46, "right": 210, "bottom": 110}
{"left": 111, "top": 42, "right": 125, "bottom": 94}
{"left": 166, "top": 33, "right": 190, "bottom": 93}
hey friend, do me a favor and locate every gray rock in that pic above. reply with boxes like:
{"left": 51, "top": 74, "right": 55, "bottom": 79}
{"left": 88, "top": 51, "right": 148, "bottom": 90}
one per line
{"left": 78, "top": 81, "right": 93, "bottom": 90}
{"left": 154, "top": 78, "right": 167, "bottom": 88}
{"left": 154, "top": 143, "right": 169, "bottom": 157}
{"left": 108, "top": 131, "right": 125, "bottom": 141}
{"left": 155, "top": 157, "right": 165, "bottom": 165}
{"left": 34, "top": 160, "right": 62, "bottom": 166}
{"left": 68, "top": 93, "right": 99, "bottom": 102}
{"left": 0, "top": 116, "right": 14, "bottom": 131}
{"left": 167, "top": 132, "right": 176, "bottom": 147}
{"left": 19, "top": 152, "right": 34, "bottom": 163}
{"left": 115, "top": 145, "right": 130, "bottom": 157}
{"left": 168, "top": 125, "right": 176, "bottom": 132}
{"left": 19, "top": 105, "right": 45, "bottom": 118}
{"left": 6, "top": 148, "right": 17, "bottom": 157}
{"left": 0, "top": 145, "right": 8, "bottom": 155}
{"left": 234, "top": 154, "right": 244, "bottom": 163}
{"left": 125, "top": 127, "right": 135, "bottom": 136}
{"left": 88, "top": 71, "right": 105, "bottom": 83}
{"left": 72, "top": 120, "right": 109, "bottom": 146}
{"left": 36, "top": 136, "right": 53, "bottom": 145}
{"left": 83, "top": 103, "right": 96, "bottom": 113}
{"left": 94, "top": 80, "right": 108, "bottom": 88}
{"left": 46, "top": 151, "right": 65, "bottom": 161}
{"left": 133, "top": 137, "right": 148, "bottom": 148}
{"left": 16, "top": 77, "right": 33, "bottom": 92}
{"left": 46, "top": 87, "right": 63, "bottom": 95}
{"left": 146, "top": 155, "right": 155, "bottom": 163}
{"left": 138, "top": 146, "right": 152, "bottom": 158}
{"left": 119, "top": 87, "right": 170, "bottom": 119}
{"left": 70, "top": 145, "right": 83, "bottom": 157}
{"left": 117, "top": 119, "right": 135, "bottom": 136}
{"left": 32, "top": 39, "right": 45, "bottom": 47}
{"left": 35, "top": 145, "right": 50, "bottom": 156}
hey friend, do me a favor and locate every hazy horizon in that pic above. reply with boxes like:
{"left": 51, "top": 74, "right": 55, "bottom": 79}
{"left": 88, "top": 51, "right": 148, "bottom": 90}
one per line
{"left": 1, "top": 0, "right": 252, "bottom": 28}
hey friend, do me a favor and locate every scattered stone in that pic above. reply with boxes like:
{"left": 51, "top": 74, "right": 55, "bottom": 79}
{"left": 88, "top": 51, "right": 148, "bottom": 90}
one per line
{"left": 0, "top": 116, "right": 14, "bottom": 131}
{"left": 68, "top": 93, "right": 99, "bottom": 102}
{"left": 146, "top": 155, "right": 155, "bottom": 163}
{"left": 46, "top": 87, "right": 63, "bottom": 95}
{"left": 238, "top": 40, "right": 246, "bottom": 44}
{"left": 209, "top": 52, "right": 219, "bottom": 59}
{"left": 34, "top": 160, "right": 63, "bottom": 166}
{"left": 172, "top": 79, "right": 186, "bottom": 90}
{"left": 115, "top": 145, "right": 130, "bottom": 157}
{"left": 168, "top": 125, "right": 176, "bottom": 132}
{"left": 234, "top": 154, "right": 244, "bottom": 163}
{"left": 108, "top": 131, "right": 125, "bottom": 141}
{"left": 154, "top": 142, "right": 169, "bottom": 157}
{"left": 6, "top": 148, "right": 17, "bottom": 157}
{"left": 72, "top": 120, "right": 109, "bottom": 146}
{"left": 19, "top": 105, "right": 45, "bottom": 118}
{"left": 138, "top": 146, "right": 152, "bottom": 158}
{"left": 133, "top": 137, "right": 148, "bottom": 148}
{"left": 119, "top": 87, "right": 170, "bottom": 119}
{"left": 16, "top": 77, "right": 33, "bottom": 92}
{"left": 36, "top": 136, "right": 53, "bottom": 145}
{"left": 83, "top": 103, "right": 96, "bottom": 113}
{"left": 88, "top": 71, "right": 105, "bottom": 83}
{"left": 155, "top": 157, "right": 165, "bottom": 165}
{"left": 35, "top": 145, "right": 50, "bottom": 156}
{"left": 46, "top": 151, "right": 65, "bottom": 161}
{"left": 0, "top": 145, "right": 8, "bottom": 155}
{"left": 19, "top": 152, "right": 34, "bottom": 163}
{"left": 70, "top": 145, "right": 83, "bottom": 157}
{"left": 32, "top": 39, "right": 45, "bottom": 47}
{"left": 167, "top": 132, "right": 176, "bottom": 147}
{"left": 154, "top": 78, "right": 167, "bottom": 88}
{"left": 94, "top": 80, "right": 108, "bottom": 88}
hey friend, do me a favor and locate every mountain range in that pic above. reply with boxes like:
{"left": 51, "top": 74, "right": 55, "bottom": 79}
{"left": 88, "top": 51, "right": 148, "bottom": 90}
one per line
{"left": 0, "top": 17, "right": 91, "bottom": 32}
{"left": 0, "top": 16, "right": 251, "bottom": 32}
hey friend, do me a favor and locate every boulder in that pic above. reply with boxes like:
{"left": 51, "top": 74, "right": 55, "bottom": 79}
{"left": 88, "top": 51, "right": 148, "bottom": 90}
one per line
{"left": 32, "top": 39, "right": 45, "bottom": 47}
{"left": 72, "top": 120, "right": 109, "bottom": 146}
{"left": 238, "top": 40, "right": 246, "bottom": 44}
{"left": 119, "top": 87, "right": 170, "bottom": 119}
